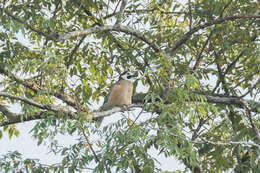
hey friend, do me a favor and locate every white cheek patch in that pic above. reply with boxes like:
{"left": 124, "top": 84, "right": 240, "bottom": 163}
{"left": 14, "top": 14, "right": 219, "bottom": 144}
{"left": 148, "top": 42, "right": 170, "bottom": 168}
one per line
{"left": 120, "top": 73, "right": 137, "bottom": 82}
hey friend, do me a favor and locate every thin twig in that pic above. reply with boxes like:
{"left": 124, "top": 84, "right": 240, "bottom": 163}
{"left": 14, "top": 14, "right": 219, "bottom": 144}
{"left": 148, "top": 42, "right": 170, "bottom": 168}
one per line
{"left": 1, "top": 8, "right": 58, "bottom": 41}
{"left": 79, "top": 122, "right": 103, "bottom": 169}
{"left": 66, "top": 35, "right": 86, "bottom": 68}
{"left": 212, "top": 48, "right": 229, "bottom": 94}
{"left": 193, "top": 30, "right": 213, "bottom": 70}
{"left": 239, "top": 79, "right": 260, "bottom": 98}
{"left": 168, "top": 132, "right": 260, "bottom": 148}
{"left": 188, "top": 0, "right": 192, "bottom": 31}
{"left": 104, "top": 9, "right": 187, "bottom": 19}
{"left": 115, "top": 0, "right": 128, "bottom": 25}
{"left": 242, "top": 101, "right": 260, "bottom": 145}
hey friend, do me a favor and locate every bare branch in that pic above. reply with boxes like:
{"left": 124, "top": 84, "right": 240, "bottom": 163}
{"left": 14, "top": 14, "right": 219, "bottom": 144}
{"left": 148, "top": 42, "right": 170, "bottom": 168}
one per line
{"left": 1, "top": 7, "right": 160, "bottom": 52}
{"left": 57, "top": 26, "right": 114, "bottom": 40}
{"left": 58, "top": 25, "right": 160, "bottom": 52}
{"left": 166, "top": 14, "right": 260, "bottom": 57}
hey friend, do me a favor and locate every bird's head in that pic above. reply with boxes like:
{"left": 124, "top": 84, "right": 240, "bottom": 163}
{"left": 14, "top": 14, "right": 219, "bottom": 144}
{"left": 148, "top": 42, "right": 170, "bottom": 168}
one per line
{"left": 119, "top": 71, "right": 138, "bottom": 82}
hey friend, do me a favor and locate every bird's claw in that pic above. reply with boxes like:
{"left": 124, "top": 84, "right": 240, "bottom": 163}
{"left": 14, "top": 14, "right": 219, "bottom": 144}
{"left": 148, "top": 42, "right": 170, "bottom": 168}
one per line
{"left": 120, "top": 104, "right": 129, "bottom": 112}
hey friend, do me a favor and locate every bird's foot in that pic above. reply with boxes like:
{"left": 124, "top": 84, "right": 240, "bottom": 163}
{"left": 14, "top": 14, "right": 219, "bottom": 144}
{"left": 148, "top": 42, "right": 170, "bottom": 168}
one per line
{"left": 120, "top": 104, "right": 129, "bottom": 112}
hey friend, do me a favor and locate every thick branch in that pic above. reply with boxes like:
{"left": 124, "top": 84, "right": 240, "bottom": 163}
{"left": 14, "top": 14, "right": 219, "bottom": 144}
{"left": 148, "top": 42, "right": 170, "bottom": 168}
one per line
{"left": 0, "top": 67, "right": 78, "bottom": 109}
{"left": 0, "top": 102, "right": 142, "bottom": 126}
{"left": 2, "top": 89, "right": 259, "bottom": 126}
{"left": 166, "top": 14, "right": 260, "bottom": 56}
{"left": 58, "top": 25, "right": 160, "bottom": 52}
{"left": 2, "top": 7, "right": 160, "bottom": 52}
{"left": 91, "top": 104, "right": 142, "bottom": 120}
{"left": 132, "top": 93, "right": 260, "bottom": 114}
{"left": 0, "top": 92, "right": 68, "bottom": 113}
{"left": 0, "top": 104, "right": 18, "bottom": 123}
{"left": 0, "top": 106, "right": 46, "bottom": 126}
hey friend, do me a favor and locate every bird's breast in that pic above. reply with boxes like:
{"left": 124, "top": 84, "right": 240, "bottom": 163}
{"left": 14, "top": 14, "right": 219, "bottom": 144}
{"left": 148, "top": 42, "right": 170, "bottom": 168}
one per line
{"left": 108, "top": 80, "right": 133, "bottom": 106}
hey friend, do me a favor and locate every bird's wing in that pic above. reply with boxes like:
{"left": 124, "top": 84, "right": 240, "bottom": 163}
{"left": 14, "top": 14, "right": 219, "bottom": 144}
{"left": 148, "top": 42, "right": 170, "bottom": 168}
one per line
{"left": 101, "top": 82, "right": 120, "bottom": 111}
{"left": 102, "top": 94, "right": 109, "bottom": 106}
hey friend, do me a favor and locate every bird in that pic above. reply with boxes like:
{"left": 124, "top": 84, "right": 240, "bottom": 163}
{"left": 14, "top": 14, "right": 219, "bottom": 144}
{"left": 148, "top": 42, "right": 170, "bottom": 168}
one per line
{"left": 97, "top": 71, "right": 138, "bottom": 123}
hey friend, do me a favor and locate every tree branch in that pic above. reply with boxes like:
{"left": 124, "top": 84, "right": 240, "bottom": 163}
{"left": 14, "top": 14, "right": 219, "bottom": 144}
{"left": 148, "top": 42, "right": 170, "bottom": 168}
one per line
{"left": 2, "top": 6, "right": 160, "bottom": 52}
{"left": 0, "top": 106, "right": 48, "bottom": 126}
{"left": 242, "top": 101, "right": 260, "bottom": 144}
{"left": 193, "top": 30, "right": 213, "bottom": 70}
{"left": 166, "top": 14, "right": 260, "bottom": 57}
{"left": 91, "top": 104, "right": 143, "bottom": 120}
{"left": 104, "top": 9, "right": 187, "bottom": 19}
{"left": 198, "top": 137, "right": 260, "bottom": 148}
{"left": 0, "top": 92, "right": 69, "bottom": 113}
{"left": 0, "top": 67, "right": 78, "bottom": 109}
{"left": 0, "top": 104, "right": 18, "bottom": 123}
{"left": 188, "top": 0, "right": 192, "bottom": 31}
{"left": 58, "top": 25, "right": 160, "bottom": 52}
{"left": 214, "top": 49, "right": 229, "bottom": 94}
{"left": 132, "top": 93, "right": 260, "bottom": 114}
{"left": 0, "top": 102, "right": 142, "bottom": 126}
{"left": 115, "top": 0, "right": 128, "bottom": 25}
{"left": 1, "top": 8, "right": 58, "bottom": 41}
{"left": 66, "top": 35, "right": 86, "bottom": 68}
{"left": 239, "top": 79, "right": 260, "bottom": 98}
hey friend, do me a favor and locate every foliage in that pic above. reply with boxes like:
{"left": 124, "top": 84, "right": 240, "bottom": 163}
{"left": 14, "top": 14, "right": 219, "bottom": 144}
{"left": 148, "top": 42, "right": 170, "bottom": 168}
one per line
{"left": 0, "top": 0, "right": 260, "bottom": 172}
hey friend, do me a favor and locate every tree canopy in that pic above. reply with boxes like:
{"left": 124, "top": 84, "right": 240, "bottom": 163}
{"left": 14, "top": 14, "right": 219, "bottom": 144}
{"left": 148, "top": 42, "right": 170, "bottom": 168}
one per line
{"left": 0, "top": 0, "right": 260, "bottom": 172}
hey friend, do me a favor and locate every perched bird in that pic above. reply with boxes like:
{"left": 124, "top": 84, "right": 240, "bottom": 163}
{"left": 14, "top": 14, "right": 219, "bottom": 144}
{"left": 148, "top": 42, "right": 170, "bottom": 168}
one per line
{"left": 97, "top": 71, "right": 138, "bottom": 123}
